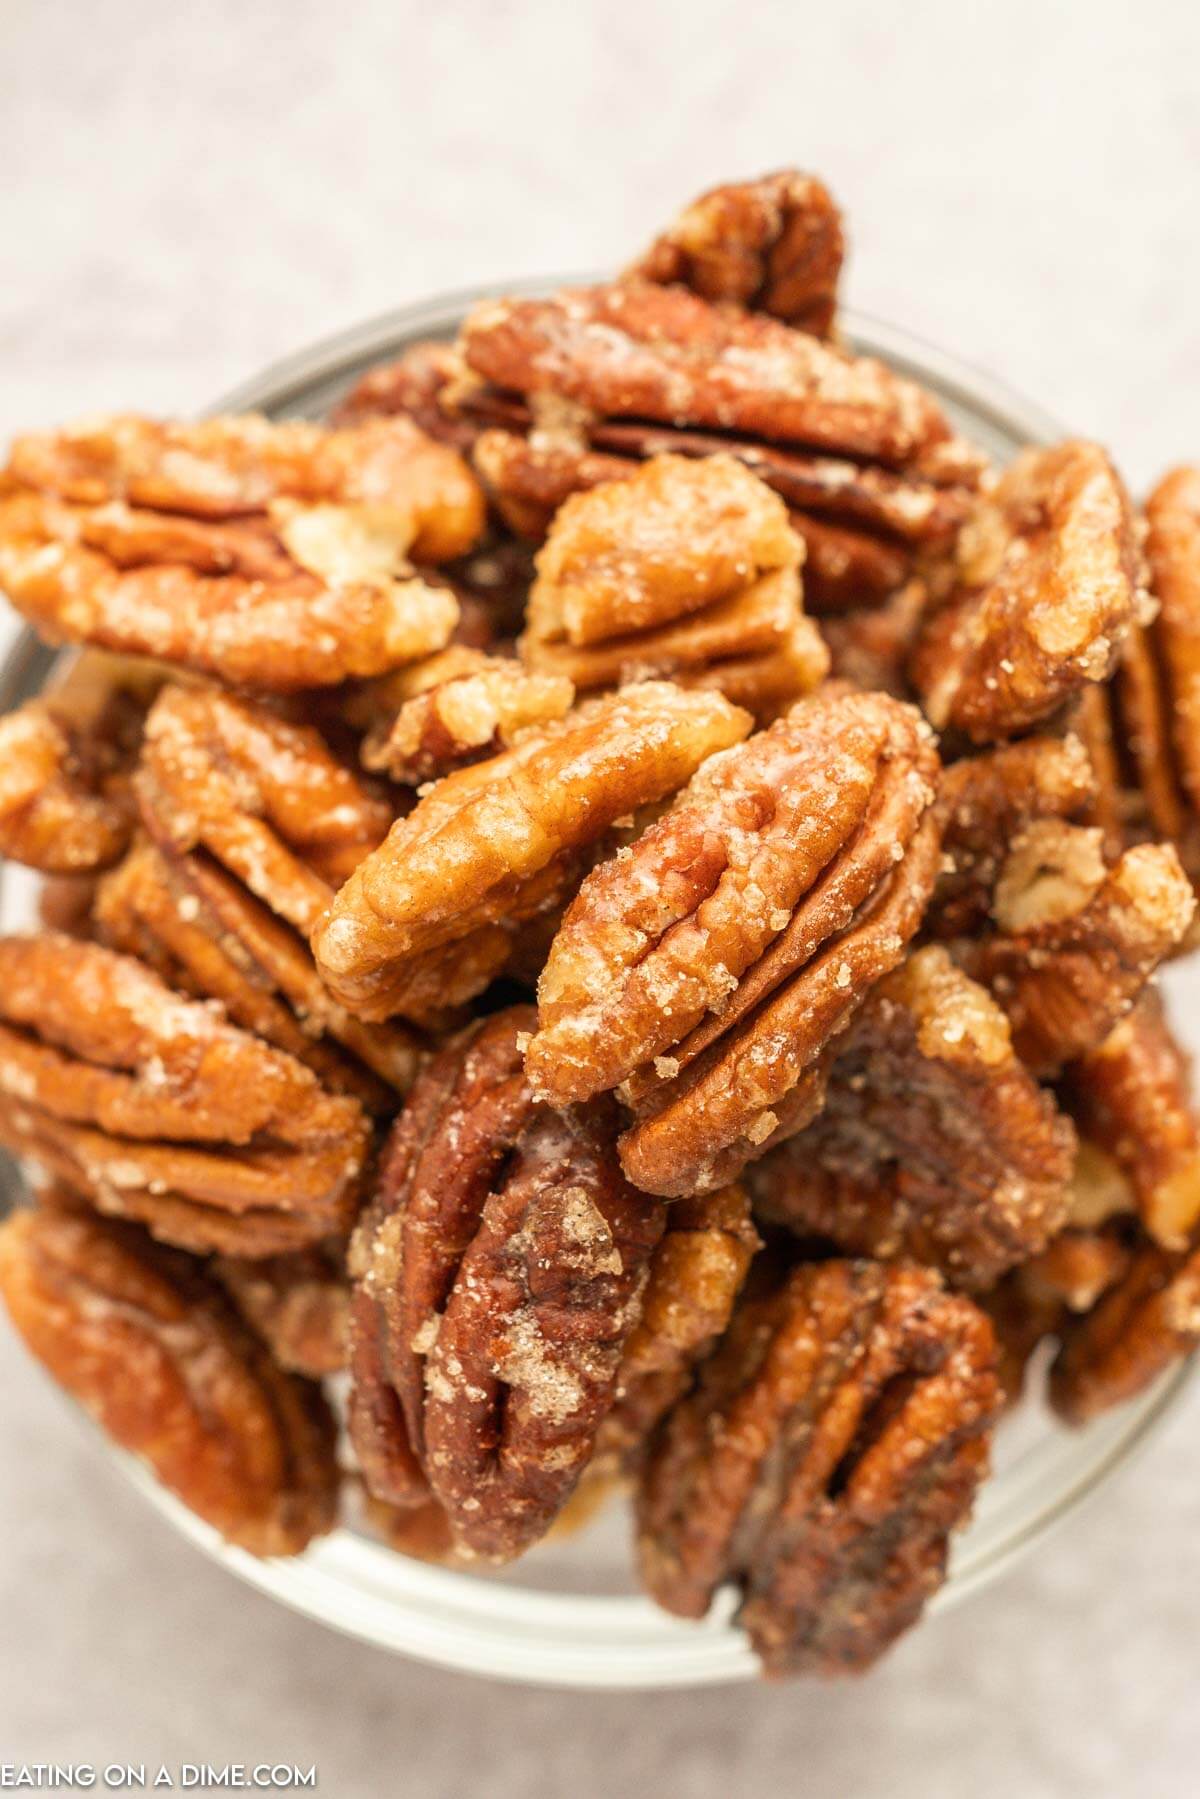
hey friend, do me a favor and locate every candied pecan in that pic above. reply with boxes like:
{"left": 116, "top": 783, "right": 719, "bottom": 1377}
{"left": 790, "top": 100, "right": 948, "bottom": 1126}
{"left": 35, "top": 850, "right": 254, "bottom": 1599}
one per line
{"left": 519, "top": 453, "right": 827, "bottom": 718}
{"left": 912, "top": 441, "right": 1151, "bottom": 742}
{"left": 124, "top": 683, "right": 423, "bottom": 1085}
{"left": 332, "top": 340, "right": 478, "bottom": 451}
{"left": 636, "top": 1259, "right": 1000, "bottom": 1676}
{"left": 473, "top": 427, "right": 635, "bottom": 541}
{"left": 1145, "top": 466, "right": 1200, "bottom": 808}
{"left": 348, "top": 1009, "right": 665, "bottom": 1559}
{"left": 965, "top": 821, "right": 1194, "bottom": 1074}
{"left": 312, "top": 681, "right": 751, "bottom": 1022}
{"left": 0, "top": 413, "right": 483, "bottom": 690}
{"left": 787, "top": 513, "right": 911, "bottom": 615}
{"left": 821, "top": 578, "right": 926, "bottom": 697}
{"left": 927, "top": 733, "right": 1096, "bottom": 938}
{"left": 0, "top": 652, "right": 159, "bottom": 875}
{"left": 1050, "top": 1236, "right": 1200, "bottom": 1425}
{"left": 1064, "top": 992, "right": 1200, "bottom": 1249}
{"left": 356, "top": 646, "right": 574, "bottom": 784}
{"left": 0, "top": 934, "right": 369, "bottom": 1256}
{"left": 0, "top": 1206, "right": 338, "bottom": 1553}
{"left": 595, "top": 1183, "right": 760, "bottom": 1472}
{"left": 527, "top": 688, "right": 942, "bottom": 1195}
{"left": 627, "top": 170, "right": 845, "bottom": 338}
{"left": 462, "top": 283, "right": 961, "bottom": 471}
{"left": 750, "top": 947, "right": 1075, "bottom": 1289}
{"left": 215, "top": 1244, "right": 349, "bottom": 1377}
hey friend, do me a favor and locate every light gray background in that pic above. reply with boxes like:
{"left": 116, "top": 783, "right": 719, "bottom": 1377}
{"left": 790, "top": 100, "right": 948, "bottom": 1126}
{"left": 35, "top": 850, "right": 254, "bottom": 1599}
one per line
{"left": 2, "top": 2, "right": 1199, "bottom": 1794}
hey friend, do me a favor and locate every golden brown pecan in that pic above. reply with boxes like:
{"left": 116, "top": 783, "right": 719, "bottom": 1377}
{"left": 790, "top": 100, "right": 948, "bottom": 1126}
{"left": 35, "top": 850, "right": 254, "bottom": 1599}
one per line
{"left": 627, "top": 170, "right": 845, "bottom": 338}
{"left": 0, "top": 1206, "right": 338, "bottom": 1553}
{"left": 1064, "top": 991, "right": 1200, "bottom": 1249}
{"left": 215, "top": 1244, "right": 349, "bottom": 1378}
{"left": 636, "top": 1259, "right": 1000, "bottom": 1676}
{"left": 594, "top": 1183, "right": 760, "bottom": 1473}
{"left": 749, "top": 947, "right": 1075, "bottom": 1289}
{"left": 347, "top": 1009, "right": 665, "bottom": 1559}
{"left": 519, "top": 453, "right": 827, "bottom": 718}
{"left": 312, "top": 681, "right": 751, "bottom": 1023}
{"left": 0, "top": 413, "right": 483, "bottom": 690}
{"left": 912, "top": 441, "right": 1151, "bottom": 742}
{"left": 357, "top": 646, "right": 574, "bottom": 784}
{"left": 332, "top": 340, "right": 478, "bottom": 451}
{"left": 0, "top": 934, "right": 369, "bottom": 1256}
{"left": 1050, "top": 1236, "right": 1200, "bottom": 1425}
{"left": 527, "top": 688, "right": 942, "bottom": 1195}
{"left": 928, "top": 733, "right": 1096, "bottom": 938}
{"left": 0, "top": 651, "right": 159, "bottom": 875}
{"left": 965, "top": 821, "right": 1194, "bottom": 1074}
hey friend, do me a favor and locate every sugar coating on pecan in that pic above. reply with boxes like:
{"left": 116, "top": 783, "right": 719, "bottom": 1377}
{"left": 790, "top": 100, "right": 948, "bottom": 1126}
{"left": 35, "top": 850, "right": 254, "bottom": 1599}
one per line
{"left": 215, "top": 1244, "right": 349, "bottom": 1378}
{"left": 636, "top": 1259, "right": 1000, "bottom": 1675}
{"left": 0, "top": 413, "right": 483, "bottom": 690}
{"left": 312, "top": 681, "right": 751, "bottom": 1022}
{"left": 462, "top": 282, "right": 960, "bottom": 470}
{"left": 750, "top": 947, "right": 1075, "bottom": 1289}
{"left": 627, "top": 169, "right": 845, "bottom": 338}
{"left": 912, "top": 441, "right": 1151, "bottom": 742}
{"left": 527, "top": 688, "right": 942, "bottom": 1195}
{"left": 358, "top": 646, "right": 575, "bottom": 784}
{"left": 0, "top": 934, "right": 369, "bottom": 1256}
{"left": 1064, "top": 992, "right": 1200, "bottom": 1249}
{"left": 928, "top": 733, "right": 1096, "bottom": 938}
{"left": 968, "top": 821, "right": 1194, "bottom": 1074}
{"left": 123, "top": 683, "right": 423, "bottom": 1088}
{"left": 0, "top": 1206, "right": 338, "bottom": 1554}
{"left": 0, "top": 651, "right": 158, "bottom": 875}
{"left": 519, "top": 453, "right": 827, "bottom": 717}
{"left": 1050, "top": 1236, "right": 1200, "bottom": 1426}
{"left": 348, "top": 1009, "right": 665, "bottom": 1559}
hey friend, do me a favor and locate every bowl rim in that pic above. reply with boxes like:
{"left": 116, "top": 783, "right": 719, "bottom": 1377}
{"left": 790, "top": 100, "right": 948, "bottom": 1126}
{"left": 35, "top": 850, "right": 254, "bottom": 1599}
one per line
{"left": 0, "top": 284, "right": 1192, "bottom": 1690}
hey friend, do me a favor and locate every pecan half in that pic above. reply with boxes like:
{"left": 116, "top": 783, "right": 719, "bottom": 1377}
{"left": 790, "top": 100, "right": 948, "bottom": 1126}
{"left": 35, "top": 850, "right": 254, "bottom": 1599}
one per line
{"left": 1064, "top": 991, "right": 1200, "bottom": 1249}
{"left": 312, "top": 681, "right": 751, "bottom": 1022}
{"left": 0, "top": 414, "right": 483, "bottom": 690}
{"left": 750, "top": 947, "right": 1075, "bottom": 1289}
{"left": 527, "top": 688, "right": 942, "bottom": 1195}
{"left": 1050, "top": 1236, "right": 1200, "bottom": 1425}
{"left": 520, "top": 453, "right": 827, "bottom": 718}
{"left": 912, "top": 441, "right": 1151, "bottom": 742}
{"left": 348, "top": 1009, "right": 664, "bottom": 1559}
{"left": 0, "top": 1206, "right": 338, "bottom": 1553}
{"left": 215, "top": 1245, "right": 350, "bottom": 1378}
{"left": 357, "top": 646, "right": 574, "bottom": 784}
{"left": 965, "top": 821, "right": 1194, "bottom": 1074}
{"left": 627, "top": 169, "right": 845, "bottom": 338}
{"left": 636, "top": 1259, "right": 1000, "bottom": 1676}
{"left": 0, "top": 934, "right": 369, "bottom": 1256}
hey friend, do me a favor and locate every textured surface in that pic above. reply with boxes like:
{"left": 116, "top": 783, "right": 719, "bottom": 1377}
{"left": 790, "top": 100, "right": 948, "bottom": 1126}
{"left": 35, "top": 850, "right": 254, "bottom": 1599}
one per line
{"left": 5, "top": 0, "right": 1200, "bottom": 1788}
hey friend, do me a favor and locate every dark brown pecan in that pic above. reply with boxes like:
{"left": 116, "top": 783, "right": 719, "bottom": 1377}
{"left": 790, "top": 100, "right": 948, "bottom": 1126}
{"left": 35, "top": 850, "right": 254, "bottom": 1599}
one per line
{"left": 215, "top": 1244, "right": 349, "bottom": 1378}
{"left": 0, "top": 1205, "right": 338, "bottom": 1554}
{"left": 636, "top": 1259, "right": 1000, "bottom": 1676}
{"left": 627, "top": 169, "right": 845, "bottom": 337}
{"left": 911, "top": 441, "right": 1151, "bottom": 743}
{"left": 750, "top": 947, "right": 1075, "bottom": 1289}
{"left": 965, "top": 821, "right": 1194, "bottom": 1074}
{"left": 821, "top": 578, "right": 927, "bottom": 697}
{"left": 312, "top": 681, "right": 751, "bottom": 1023}
{"left": 348, "top": 1009, "right": 665, "bottom": 1559}
{"left": 0, "top": 934, "right": 369, "bottom": 1256}
{"left": 527, "top": 688, "right": 942, "bottom": 1195}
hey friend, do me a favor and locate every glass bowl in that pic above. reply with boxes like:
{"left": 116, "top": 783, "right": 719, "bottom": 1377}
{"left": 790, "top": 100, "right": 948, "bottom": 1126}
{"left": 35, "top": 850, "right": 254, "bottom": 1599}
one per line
{"left": 1, "top": 287, "right": 1194, "bottom": 1691}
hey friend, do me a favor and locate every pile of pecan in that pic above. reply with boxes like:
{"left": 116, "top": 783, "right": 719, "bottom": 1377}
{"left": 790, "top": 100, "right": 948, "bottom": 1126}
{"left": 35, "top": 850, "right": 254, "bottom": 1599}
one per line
{"left": 2, "top": 169, "right": 1199, "bottom": 1681}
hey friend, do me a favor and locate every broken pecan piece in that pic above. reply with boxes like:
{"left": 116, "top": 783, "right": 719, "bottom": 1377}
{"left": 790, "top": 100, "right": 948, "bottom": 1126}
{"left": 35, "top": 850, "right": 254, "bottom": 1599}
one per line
{"left": 636, "top": 1259, "right": 1000, "bottom": 1676}
{"left": 527, "top": 688, "right": 942, "bottom": 1195}
{"left": 0, "top": 1206, "right": 338, "bottom": 1553}
{"left": 750, "top": 947, "right": 1075, "bottom": 1289}
{"left": 312, "top": 681, "right": 751, "bottom": 1022}
{"left": 627, "top": 169, "right": 845, "bottom": 338}
{"left": 0, "top": 413, "right": 482, "bottom": 690}
{"left": 965, "top": 821, "right": 1194, "bottom": 1074}
{"left": 348, "top": 1008, "right": 665, "bottom": 1559}
{"left": 520, "top": 453, "right": 827, "bottom": 718}
{"left": 912, "top": 441, "right": 1151, "bottom": 742}
{"left": 1064, "top": 991, "right": 1200, "bottom": 1249}
{"left": 0, "top": 934, "right": 369, "bottom": 1256}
